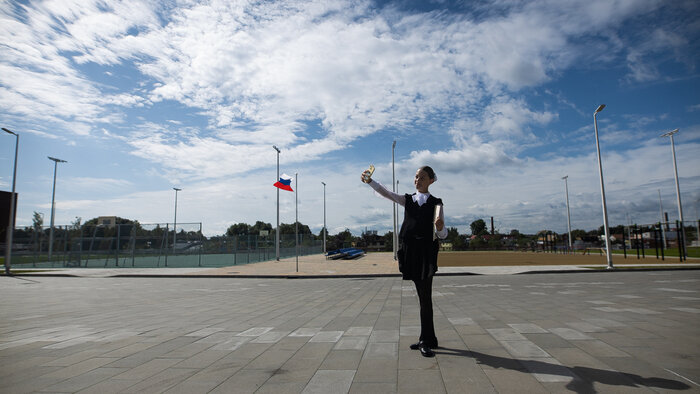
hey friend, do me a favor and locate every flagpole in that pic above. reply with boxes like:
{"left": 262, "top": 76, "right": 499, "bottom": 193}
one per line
{"left": 295, "top": 172, "right": 298, "bottom": 273}
{"left": 273, "top": 146, "right": 281, "bottom": 261}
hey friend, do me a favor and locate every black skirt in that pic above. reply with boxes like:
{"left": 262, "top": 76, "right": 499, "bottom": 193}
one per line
{"left": 397, "top": 236, "right": 439, "bottom": 281}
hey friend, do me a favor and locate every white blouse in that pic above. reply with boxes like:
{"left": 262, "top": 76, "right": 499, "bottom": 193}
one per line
{"left": 368, "top": 179, "right": 448, "bottom": 239}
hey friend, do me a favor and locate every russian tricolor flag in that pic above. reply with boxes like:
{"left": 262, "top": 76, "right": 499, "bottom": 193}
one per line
{"left": 274, "top": 173, "right": 294, "bottom": 191}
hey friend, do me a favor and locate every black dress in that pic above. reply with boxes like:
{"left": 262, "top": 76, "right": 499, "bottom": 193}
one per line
{"left": 397, "top": 194, "right": 442, "bottom": 281}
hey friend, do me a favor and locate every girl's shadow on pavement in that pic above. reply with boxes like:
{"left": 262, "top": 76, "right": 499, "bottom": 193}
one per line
{"left": 436, "top": 347, "right": 692, "bottom": 392}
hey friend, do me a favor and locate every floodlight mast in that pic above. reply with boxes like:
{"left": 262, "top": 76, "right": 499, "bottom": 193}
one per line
{"left": 321, "top": 181, "right": 326, "bottom": 254}
{"left": 660, "top": 129, "right": 686, "bottom": 258}
{"left": 562, "top": 175, "right": 572, "bottom": 249}
{"left": 173, "top": 188, "right": 181, "bottom": 251}
{"left": 47, "top": 156, "right": 67, "bottom": 262}
{"left": 392, "top": 140, "right": 397, "bottom": 260}
{"left": 593, "top": 104, "right": 613, "bottom": 269}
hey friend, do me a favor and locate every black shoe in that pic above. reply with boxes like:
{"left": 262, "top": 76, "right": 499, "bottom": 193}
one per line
{"left": 419, "top": 344, "right": 435, "bottom": 357}
{"left": 410, "top": 341, "right": 438, "bottom": 350}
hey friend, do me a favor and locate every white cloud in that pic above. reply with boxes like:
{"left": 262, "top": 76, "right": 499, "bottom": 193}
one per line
{"left": 4, "top": 0, "right": 698, "bottom": 237}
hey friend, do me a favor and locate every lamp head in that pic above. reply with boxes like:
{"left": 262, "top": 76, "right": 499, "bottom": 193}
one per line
{"left": 562, "top": 175, "right": 568, "bottom": 180}
{"left": 2, "top": 127, "right": 17, "bottom": 135}
{"left": 595, "top": 104, "right": 605, "bottom": 113}
{"left": 48, "top": 156, "right": 67, "bottom": 163}
{"left": 321, "top": 181, "right": 326, "bottom": 186}
{"left": 272, "top": 145, "right": 280, "bottom": 153}
{"left": 173, "top": 187, "right": 181, "bottom": 191}
{"left": 660, "top": 129, "right": 679, "bottom": 138}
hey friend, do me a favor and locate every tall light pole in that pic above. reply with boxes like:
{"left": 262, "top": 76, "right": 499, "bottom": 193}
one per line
{"left": 562, "top": 175, "right": 572, "bottom": 249}
{"left": 3, "top": 128, "right": 18, "bottom": 274}
{"left": 593, "top": 105, "right": 613, "bottom": 269}
{"left": 47, "top": 156, "right": 67, "bottom": 262}
{"left": 660, "top": 129, "right": 686, "bottom": 257}
{"left": 173, "top": 187, "right": 181, "bottom": 251}
{"left": 321, "top": 181, "right": 326, "bottom": 254}
{"left": 273, "top": 145, "right": 281, "bottom": 260}
{"left": 392, "top": 140, "right": 397, "bottom": 260}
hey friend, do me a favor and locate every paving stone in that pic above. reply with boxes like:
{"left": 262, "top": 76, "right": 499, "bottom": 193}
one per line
{"left": 208, "top": 369, "right": 274, "bottom": 394}
{"left": 237, "top": 327, "right": 274, "bottom": 337}
{"left": 345, "top": 326, "right": 373, "bottom": 336}
{"left": 334, "top": 336, "right": 368, "bottom": 351}
{"left": 75, "top": 378, "right": 139, "bottom": 394}
{"left": 349, "top": 382, "right": 397, "bottom": 393}
{"left": 354, "top": 359, "right": 398, "bottom": 383}
{"left": 500, "top": 340, "right": 551, "bottom": 358}
{"left": 41, "top": 357, "right": 119, "bottom": 380}
{"left": 363, "top": 342, "right": 398, "bottom": 360}
{"left": 487, "top": 327, "right": 527, "bottom": 341}
{"left": 251, "top": 330, "right": 290, "bottom": 343}
{"left": 302, "top": 369, "right": 355, "bottom": 394}
{"left": 111, "top": 357, "right": 183, "bottom": 381}
{"left": 550, "top": 327, "right": 594, "bottom": 340}
{"left": 369, "top": 329, "right": 399, "bottom": 343}
{"left": 398, "top": 369, "right": 446, "bottom": 393}
{"left": 120, "top": 368, "right": 198, "bottom": 394}
{"left": 320, "top": 349, "right": 363, "bottom": 370}
{"left": 508, "top": 323, "right": 548, "bottom": 334}
{"left": 309, "top": 330, "right": 344, "bottom": 343}
{"left": 290, "top": 327, "right": 322, "bottom": 337}
{"left": 37, "top": 367, "right": 126, "bottom": 393}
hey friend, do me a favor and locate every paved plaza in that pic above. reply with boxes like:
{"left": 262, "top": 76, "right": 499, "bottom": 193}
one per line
{"left": 1, "top": 270, "right": 699, "bottom": 393}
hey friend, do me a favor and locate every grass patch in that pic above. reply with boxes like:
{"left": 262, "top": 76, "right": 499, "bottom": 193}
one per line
{"left": 612, "top": 246, "right": 699, "bottom": 258}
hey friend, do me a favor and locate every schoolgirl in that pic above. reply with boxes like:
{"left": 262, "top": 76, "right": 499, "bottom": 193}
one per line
{"left": 362, "top": 166, "right": 446, "bottom": 357}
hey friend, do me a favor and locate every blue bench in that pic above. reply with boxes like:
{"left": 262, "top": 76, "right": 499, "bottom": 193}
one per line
{"left": 325, "top": 248, "right": 365, "bottom": 260}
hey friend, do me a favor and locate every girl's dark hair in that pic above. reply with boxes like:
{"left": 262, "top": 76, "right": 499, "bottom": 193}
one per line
{"left": 419, "top": 166, "right": 436, "bottom": 180}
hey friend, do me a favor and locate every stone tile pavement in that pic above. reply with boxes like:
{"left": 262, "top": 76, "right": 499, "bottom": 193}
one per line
{"left": 1, "top": 270, "right": 699, "bottom": 393}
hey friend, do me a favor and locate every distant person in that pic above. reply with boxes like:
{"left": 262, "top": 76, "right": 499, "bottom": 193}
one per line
{"left": 361, "top": 165, "right": 447, "bottom": 357}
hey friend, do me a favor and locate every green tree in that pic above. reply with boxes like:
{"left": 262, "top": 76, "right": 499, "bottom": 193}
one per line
{"left": 470, "top": 219, "right": 488, "bottom": 236}
{"left": 250, "top": 221, "right": 272, "bottom": 235}
{"left": 571, "top": 229, "right": 587, "bottom": 240}
{"left": 226, "top": 223, "right": 250, "bottom": 236}
{"left": 382, "top": 231, "right": 394, "bottom": 251}
{"left": 32, "top": 211, "right": 43, "bottom": 231}
{"left": 446, "top": 227, "right": 466, "bottom": 250}
{"left": 328, "top": 229, "right": 354, "bottom": 250}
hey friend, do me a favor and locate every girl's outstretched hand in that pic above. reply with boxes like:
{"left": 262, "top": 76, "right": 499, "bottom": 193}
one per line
{"left": 361, "top": 170, "right": 372, "bottom": 183}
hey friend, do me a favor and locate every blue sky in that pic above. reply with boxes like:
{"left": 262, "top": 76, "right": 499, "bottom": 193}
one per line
{"left": 1, "top": 0, "right": 699, "bottom": 237}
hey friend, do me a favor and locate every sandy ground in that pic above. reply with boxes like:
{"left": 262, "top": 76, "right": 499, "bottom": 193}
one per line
{"left": 195, "top": 250, "right": 694, "bottom": 277}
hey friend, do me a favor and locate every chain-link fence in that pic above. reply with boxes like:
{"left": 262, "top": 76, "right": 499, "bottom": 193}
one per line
{"left": 3, "top": 222, "right": 322, "bottom": 268}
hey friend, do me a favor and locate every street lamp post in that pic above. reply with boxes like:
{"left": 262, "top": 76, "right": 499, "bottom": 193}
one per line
{"left": 273, "top": 145, "right": 281, "bottom": 260}
{"left": 47, "top": 156, "right": 67, "bottom": 262}
{"left": 660, "top": 129, "right": 686, "bottom": 258}
{"left": 321, "top": 181, "right": 326, "bottom": 254}
{"left": 392, "top": 140, "right": 397, "bottom": 260}
{"left": 593, "top": 104, "right": 613, "bottom": 269}
{"left": 173, "top": 188, "right": 181, "bottom": 252}
{"left": 2, "top": 128, "right": 18, "bottom": 275}
{"left": 562, "top": 175, "right": 572, "bottom": 250}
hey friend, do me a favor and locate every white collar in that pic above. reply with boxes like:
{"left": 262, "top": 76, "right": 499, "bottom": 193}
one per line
{"left": 413, "top": 191, "right": 430, "bottom": 206}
